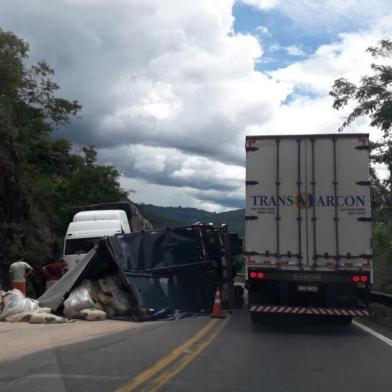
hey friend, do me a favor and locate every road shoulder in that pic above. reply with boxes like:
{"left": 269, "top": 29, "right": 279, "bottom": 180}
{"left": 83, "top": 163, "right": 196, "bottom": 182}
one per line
{"left": 0, "top": 319, "right": 147, "bottom": 363}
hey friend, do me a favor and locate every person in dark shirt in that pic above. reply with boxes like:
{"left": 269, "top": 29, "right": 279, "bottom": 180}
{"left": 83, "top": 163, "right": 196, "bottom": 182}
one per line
{"left": 42, "top": 260, "right": 68, "bottom": 290}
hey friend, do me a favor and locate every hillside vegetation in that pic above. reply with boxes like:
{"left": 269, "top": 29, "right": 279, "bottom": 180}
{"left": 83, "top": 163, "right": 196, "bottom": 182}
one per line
{"left": 330, "top": 40, "right": 392, "bottom": 292}
{"left": 138, "top": 205, "right": 187, "bottom": 229}
{"left": 139, "top": 204, "right": 245, "bottom": 237}
{"left": 139, "top": 204, "right": 212, "bottom": 225}
{"left": 0, "top": 29, "right": 127, "bottom": 286}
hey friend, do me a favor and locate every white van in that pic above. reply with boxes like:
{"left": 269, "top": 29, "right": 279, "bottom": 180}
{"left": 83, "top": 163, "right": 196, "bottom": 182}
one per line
{"left": 63, "top": 210, "right": 131, "bottom": 270}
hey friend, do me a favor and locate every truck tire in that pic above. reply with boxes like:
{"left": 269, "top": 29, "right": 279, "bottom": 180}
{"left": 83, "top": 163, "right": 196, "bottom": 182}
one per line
{"left": 329, "top": 316, "right": 352, "bottom": 325}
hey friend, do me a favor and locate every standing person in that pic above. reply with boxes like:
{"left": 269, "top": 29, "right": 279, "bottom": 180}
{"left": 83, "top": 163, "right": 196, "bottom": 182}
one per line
{"left": 42, "top": 260, "right": 67, "bottom": 290}
{"left": 9, "top": 259, "right": 34, "bottom": 295}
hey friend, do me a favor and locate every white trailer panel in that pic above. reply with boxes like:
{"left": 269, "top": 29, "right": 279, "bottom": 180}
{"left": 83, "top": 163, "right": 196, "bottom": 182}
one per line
{"left": 245, "top": 134, "right": 372, "bottom": 273}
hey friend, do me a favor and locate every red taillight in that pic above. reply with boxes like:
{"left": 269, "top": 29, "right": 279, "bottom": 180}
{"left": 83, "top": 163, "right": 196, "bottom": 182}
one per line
{"left": 249, "top": 271, "right": 265, "bottom": 280}
{"left": 352, "top": 275, "right": 368, "bottom": 283}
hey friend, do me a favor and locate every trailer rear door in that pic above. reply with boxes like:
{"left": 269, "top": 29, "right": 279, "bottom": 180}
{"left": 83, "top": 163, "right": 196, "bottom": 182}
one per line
{"left": 245, "top": 134, "right": 372, "bottom": 271}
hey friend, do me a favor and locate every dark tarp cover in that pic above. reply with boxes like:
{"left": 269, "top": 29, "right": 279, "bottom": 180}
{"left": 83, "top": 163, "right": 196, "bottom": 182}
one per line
{"left": 107, "top": 227, "right": 224, "bottom": 312}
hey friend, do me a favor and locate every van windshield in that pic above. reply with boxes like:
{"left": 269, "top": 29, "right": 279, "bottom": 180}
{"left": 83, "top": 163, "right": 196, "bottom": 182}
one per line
{"left": 64, "top": 237, "right": 101, "bottom": 255}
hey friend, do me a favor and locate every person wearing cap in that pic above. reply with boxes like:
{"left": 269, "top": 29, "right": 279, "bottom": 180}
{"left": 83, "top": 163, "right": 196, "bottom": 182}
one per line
{"left": 9, "top": 259, "right": 34, "bottom": 295}
{"left": 42, "top": 260, "right": 68, "bottom": 290}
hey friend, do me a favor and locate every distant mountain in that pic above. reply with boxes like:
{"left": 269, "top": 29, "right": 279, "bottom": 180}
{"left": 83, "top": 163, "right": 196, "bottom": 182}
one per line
{"left": 138, "top": 203, "right": 244, "bottom": 237}
{"left": 138, "top": 204, "right": 186, "bottom": 228}
{"left": 204, "top": 208, "right": 245, "bottom": 237}
{"left": 139, "top": 204, "right": 212, "bottom": 224}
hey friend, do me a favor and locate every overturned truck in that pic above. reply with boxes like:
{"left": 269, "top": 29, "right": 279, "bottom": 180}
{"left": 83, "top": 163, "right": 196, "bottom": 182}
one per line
{"left": 40, "top": 224, "right": 241, "bottom": 319}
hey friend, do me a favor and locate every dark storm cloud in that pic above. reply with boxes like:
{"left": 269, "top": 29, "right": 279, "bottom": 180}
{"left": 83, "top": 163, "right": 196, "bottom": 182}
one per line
{"left": 0, "top": 0, "right": 289, "bottom": 209}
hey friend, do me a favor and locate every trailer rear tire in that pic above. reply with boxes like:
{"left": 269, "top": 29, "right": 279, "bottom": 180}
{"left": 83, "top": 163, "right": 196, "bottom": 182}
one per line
{"left": 234, "top": 286, "right": 244, "bottom": 308}
{"left": 251, "top": 312, "right": 260, "bottom": 323}
{"left": 339, "top": 316, "right": 353, "bottom": 325}
{"left": 251, "top": 312, "right": 267, "bottom": 323}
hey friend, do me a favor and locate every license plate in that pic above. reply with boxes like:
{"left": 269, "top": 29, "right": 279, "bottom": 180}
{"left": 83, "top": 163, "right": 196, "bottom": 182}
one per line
{"left": 293, "top": 273, "right": 322, "bottom": 282}
{"left": 297, "top": 285, "right": 319, "bottom": 293}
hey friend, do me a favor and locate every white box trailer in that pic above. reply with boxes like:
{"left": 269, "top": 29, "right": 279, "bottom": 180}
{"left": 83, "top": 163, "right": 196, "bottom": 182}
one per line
{"left": 245, "top": 134, "right": 372, "bottom": 323}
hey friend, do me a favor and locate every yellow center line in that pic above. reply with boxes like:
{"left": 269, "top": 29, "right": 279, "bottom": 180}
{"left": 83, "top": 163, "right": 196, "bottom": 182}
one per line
{"left": 145, "top": 315, "right": 230, "bottom": 392}
{"left": 115, "top": 318, "right": 221, "bottom": 392}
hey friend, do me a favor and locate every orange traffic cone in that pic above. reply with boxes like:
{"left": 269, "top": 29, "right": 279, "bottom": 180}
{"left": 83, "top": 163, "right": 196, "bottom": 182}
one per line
{"left": 211, "top": 287, "right": 225, "bottom": 318}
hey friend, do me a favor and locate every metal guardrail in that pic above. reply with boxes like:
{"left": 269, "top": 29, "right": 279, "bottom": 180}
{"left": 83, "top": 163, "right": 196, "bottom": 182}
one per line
{"left": 370, "top": 291, "right": 392, "bottom": 306}
{"left": 234, "top": 273, "right": 246, "bottom": 284}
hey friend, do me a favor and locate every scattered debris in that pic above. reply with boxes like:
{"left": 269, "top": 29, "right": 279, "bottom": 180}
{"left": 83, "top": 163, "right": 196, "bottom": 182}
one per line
{"left": 61, "top": 276, "right": 132, "bottom": 320}
{"left": 63, "top": 280, "right": 99, "bottom": 318}
{"left": 0, "top": 289, "right": 39, "bottom": 321}
{"left": 36, "top": 307, "right": 53, "bottom": 314}
{"left": 5, "top": 312, "right": 33, "bottom": 323}
{"left": 368, "top": 302, "right": 392, "bottom": 330}
{"left": 29, "top": 312, "right": 67, "bottom": 324}
{"left": 80, "top": 309, "right": 107, "bottom": 321}
{"left": 98, "top": 275, "right": 132, "bottom": 316}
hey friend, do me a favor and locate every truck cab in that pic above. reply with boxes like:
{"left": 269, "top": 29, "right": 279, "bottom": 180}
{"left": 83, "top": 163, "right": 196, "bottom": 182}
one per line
{"left": 63, "top": 210, "right": 130, "bottom": 270}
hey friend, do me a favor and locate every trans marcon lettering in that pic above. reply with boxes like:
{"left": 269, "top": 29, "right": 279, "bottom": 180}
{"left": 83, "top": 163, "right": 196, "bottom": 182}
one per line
{"left": 251, "top": 194, "right": 366, "bottom": 208}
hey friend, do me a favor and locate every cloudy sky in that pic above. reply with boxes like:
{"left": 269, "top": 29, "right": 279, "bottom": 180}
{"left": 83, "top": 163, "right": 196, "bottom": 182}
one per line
{"left": 1, "top": 0, "right": 391, "bottom": 211}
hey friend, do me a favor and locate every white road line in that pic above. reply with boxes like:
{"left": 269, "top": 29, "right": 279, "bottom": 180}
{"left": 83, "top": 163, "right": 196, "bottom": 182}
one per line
{"left": 353, "top": 321, "right": 392, "bottom": 348}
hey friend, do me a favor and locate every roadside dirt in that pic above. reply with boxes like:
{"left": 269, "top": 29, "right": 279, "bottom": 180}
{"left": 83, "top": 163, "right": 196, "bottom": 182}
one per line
{"left": 0, "top": 319, "right": 148, "bottom": 363}
{"left": 355, "top": 303, "right": 392, "bottom": 340}
{"left": 368, "top": 302, "right": 392, "bottom": 329}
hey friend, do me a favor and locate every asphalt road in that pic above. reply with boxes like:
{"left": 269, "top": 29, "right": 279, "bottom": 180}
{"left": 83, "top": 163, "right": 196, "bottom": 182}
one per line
{"left": 1, "top": 310, "right": 392, "bottom": 392}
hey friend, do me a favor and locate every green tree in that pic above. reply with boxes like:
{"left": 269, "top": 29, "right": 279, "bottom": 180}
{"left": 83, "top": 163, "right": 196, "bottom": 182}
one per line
{"left": 330, "top": 39, "right": 392, "bottom": 291}
{"left": 330, "top": 39, "right": 392, "bottom": 218}
{"left": 330, "top": 39, "right": 392, "bottom": 203}
{"left": 0, "top": 28, "right": 128, "bottom": 287}
{"left": 0, "top": 28, "right": 82, "bottom": 269}
{"left": 330, "top": 39, "right": 392, "bottom": 135}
